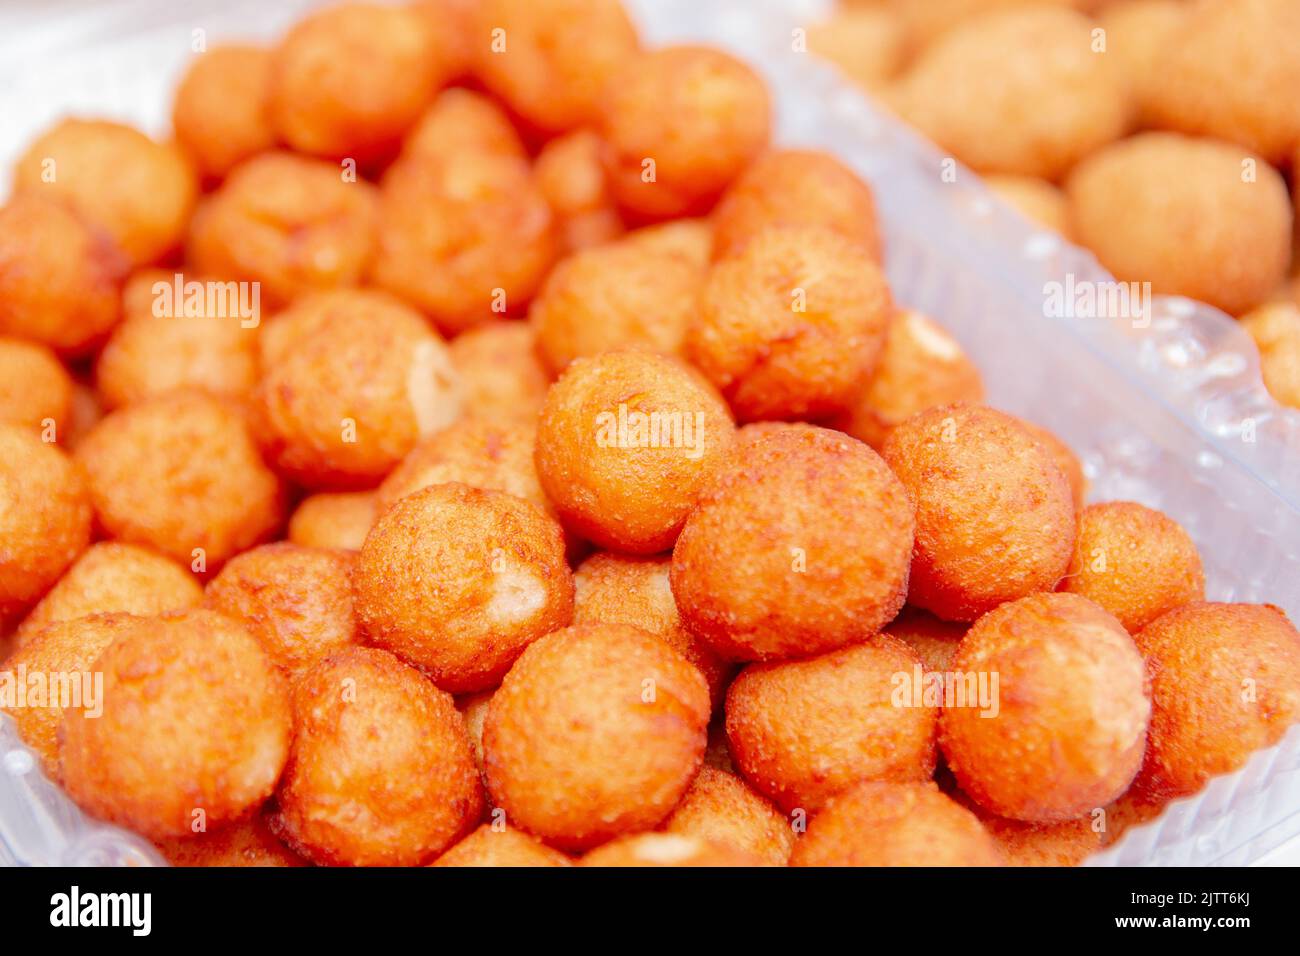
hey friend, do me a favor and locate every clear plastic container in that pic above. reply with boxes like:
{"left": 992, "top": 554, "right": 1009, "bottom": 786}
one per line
{"left": 2, "top": 0, "right": 1299, "bottom": 867}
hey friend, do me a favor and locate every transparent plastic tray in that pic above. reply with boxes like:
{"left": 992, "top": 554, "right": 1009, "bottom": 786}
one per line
{"left": 2, "top": 0, "right": 1299, "bottom": 867}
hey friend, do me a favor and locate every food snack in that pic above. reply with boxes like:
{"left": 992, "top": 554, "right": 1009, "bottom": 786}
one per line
{"left": 156, "top": 809, "right": 306, "bottom": 868}
{"left": 807, "top": 7, "right": 909, "bottom": 93}
{"left": 884, "top": 606, "right": 967, "bottom": 675}
{"left": 1241, "top": 300, "right": 1300, "bottom": 409}
{"left": 661, "top": 767, "right": 794, "bottom": 866}
{"left": 431, "top": 824, "right": 571, "bottom": 868}
{"left": 580, "top": 833, "right": 761, "bottom": 867}
{"left": 447, "top": 322, "right": 552, "bottom": 424}
{"left": 1019, "top": 419, "right": 1087, "bottom": 512}
{"left": 287, "top": 492, "right": 377, "bottom": 552}
{"left": 984, "top": 175, "right": 1074, "bottom": 238}
{"left": 401, "top": 88, "right": 526, "bottom": 165}
{"left": 0, "top": 337, "right": 73, "bottom": 434}
{"left": 172, "top": 45, "right": 276, "bottom": 182}
{"left": 533, "top": 130, "right": 624, "bottom": 252}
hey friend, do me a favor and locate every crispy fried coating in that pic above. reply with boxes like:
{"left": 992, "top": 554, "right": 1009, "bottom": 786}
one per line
{"left": 431, "top": 823, "right": 571, "bottom": 867}
{"left": 448, "top": 322, "right": 552, "bottom": 425}
{"left": 288, "top": 492, "right": 377, "bottom": 552}
{"left": 661, "top": 766, "right": 794, "bottom": 866}
{"left": 581, "top": 832, "right": 761, "bottom": 867}
{"left": 172, "top": 45, "right": 276, "bottom": 181}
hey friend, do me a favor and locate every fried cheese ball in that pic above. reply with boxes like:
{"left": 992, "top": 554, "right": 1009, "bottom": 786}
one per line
{"left": 529, "top": 241, "right": 703, "bottom": 374}
{"left": 1020, "top": 418, "right": 1087, "bottom": 512}
{"left": 74, "top": 391, "right": 284, "bottom": 568}
{"left": 533, "top": 130, "right": 624, "bottom": 252}
{"left": 0, "top": 337, "right": 73, "bottom": 434}
{"left": 581, "top": 833, "right": 761, "bottom": 867}
{"left": 534, "top": 351, "right": 736, "bottom": 554}
{"left": 1067, "top": 132, "right": 1292, "bottom": 316}
{"left": 156, "top": 808, "right": 306, "bottom": 868}
{"left": 881, "top": 404, "right": 1076, "bottom": 621}
{"left": 1059, "top": 501, "right": 1204, "bottom": 633}
{"left": 621, "top": 219, "right": 714, "bottom": 269}
{"left": 947, "top": 786, "right": 1101, "bottom": 867}
{"left": 671, "top": 423, "right": 913, "bottom": 661}
{"left": 1133, "top": 602, "right": 1300, "bottom": 800}
{"left": 726, "top": 635, "right": 937, "bottom": 814}
{"left": 884, "top": 606, "right": 967, "bottom": 675}
{"left": 984, "top": 174, "right": 1074, "bottom": 238}
{"left": 288, "top": 492, "right": 377, "bottom": 551}
{"left": 400, "top": 88, "right": 526, "bottom": 165}
{"left": 61, "top": 610, "right": 291, "bottom": 840}
{"left": 447, "top": 322, "right": 551, "bottom": 424}
{"left": 13, "top": 119, "right": 198, "bottom": 266}
{"left": 574, "top": 552, "right": 731, "bottom": 709}
{"left": 661, "top": 767, "right": 794, "bottom": 866}
{"left": 355, "top": 483, "right": 573, "bottom": 693}
{"left": 1096, "top": 0, "right": 1189, "bottom": 126}
{"left": 790, "top": 782, "right": 1003, "bottom": 867}
{"left": 471, "top": 0, "right": 639, "bottom": 135}
{"left": 710, "top": 150, "right": 882, "bottom": 262}
{"left": 255, "top": 289, "right": 462, "bottom": 488}
{"left": 272, "top": 647, "right": 484, "bottom": 866}
{"left": 879, "top": 0, "right": 1084, "bottom": 50}
{"left": 689, "top": 226, "right": 892, "bottom": 422}
{"left": 187, "top": 151, "right": 379, "bottom": 308}
{"left": 940, "top": 593, "right": 1151, "bottom": 823}
{"left": 483, "top": 623, "right": 711, "bottom": 851}
{"left": 205, "top": 543, "right": 359, "bottom": 681}
{"left": 807, "top": 7, "right": 909, "bottom": 92}
{"left": 600, "top": 46, "right": 771, "bottom": 220}
{"left": 171, "top": 45, "right": 276, "bottom": 182}
{"left": 0, "top": 194, "right": 126, "bottom": 356}
{"left": 1241, "top": 300, "right": 1300, "bottom": 408}
{"left": 830, "top": 309, "right": 984, "bottom": 450}
{"left": 891, "top": 8, "right": 1130, "bottom": 180}
{"left": 431, "top": 824, "right": 572, "bottom": 867}
{"left": 268, "top": 2, "right": 448, "bottom": 163}
{"left": 0, "top": 426, "right": 92, "bottom": 617}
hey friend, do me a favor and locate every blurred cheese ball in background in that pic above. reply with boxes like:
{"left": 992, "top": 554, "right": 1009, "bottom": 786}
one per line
{"left": 533, "top": 130, "right": 624, "bottom": 252}
{"left": 983, "top": 175, "right": 1074, "bottom": 239}
{"left": 400, "top": 88, "right": 526, "bottom": 165}
{"left": 171, "top": 45, "right": 275, "bottom": 182}
{"left": 447, "top": 322, "right": 552, "bottom": 425}
{"left": 806, "top": 6, "right": 909, "bottom": 92}
{"left": 1241, "top": 301, "right": 1300, "bottom": 409}
{"left": 288, "top": 492, "right": 377, "bottom": 552}
{"left": 1095, "top": 0, "right": 1190, "bottom": 126}
{"left": 0, "top": 337, "right": 73, "bottom": 434}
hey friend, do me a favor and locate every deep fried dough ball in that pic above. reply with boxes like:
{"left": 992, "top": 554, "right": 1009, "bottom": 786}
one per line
{"left": 574, "top": 552, "right": 731, "bottom": 709}
{"left": 529, "top": 242, "right": 703, "bottom": 374}
{"left": 880, "top": 0, "right": 1083, "bottom": 50}
{"left": 370, "top": 152, "right": 557, "bottom": 335}
{"left": 985, "top": 175, "right": 1074, "bottom": 238}
{"left": 726, "top": 635, "right": 937, "bottom": 814}
{"left": 187, "top": 152, "right": 379, "bottom": 308}
{"left": 533, "top": 130, "right": 624, "bottom": 252}
{"left": 172, "top": 45, "right": 275, "bottom": 181}
{"left": 672, "top": 423, "right": 913, "bottom": 661}
{"left": 448, "top": 322, "right": 551, "bottom": 424}
{"left": 831, "top": 310, "right": 983, "bottom": 450}
{"left": 1059, "top": 501, "right": 1204, "bottom": 633}
{"left": 0, "top": 194, "right": 126, "bottom": 356}
{"left": 61, "top": 610, "right": 291, "bottom": 839}
{"left": 255, "top": 289, "right": 462, "bottom": 488}
{"left": 790, "top": 782, "right": 1003, "bottom": 867}
{"left": 1133, "top": 602, "right": 1300, "bottom": 800}
{"left": 156, "top": 808, "right": 306, "bottom": 867}
{"left": 1241, "top": 300, "right": 1300, "bottom": 408}
{"left": 621, "top": 219, "right": 714, "bottom": 269}
{"left": 600, "top": 46, "right": 771, "bottom": 219}
{"left": 431, "top": 824, "right": 572, "bottom": 867}
{"left": 0, "top": 426, "right": 92, "bottom": 617}
{"left": 268, "top": 2, "right": 448, "bottom": 162}
{"left": 710, "top": 150, "right": 882, "bottom": 261}
{"left": 1097, "top": 0, "right": 1189, "bottom": 125}
{"left": 940, "top": 593, "right": 1150, "bottom": 823}
{"left": 807, "top": 7, "right": 908, "bottom": 92}
{"left": 1019, "top": 418, "right": 1087, "bottom": 512}
{"left": 689, "top": 226, "right": 892, "bottom": 422}
{"left": 13, "top": 119, "right": 197, "bottom": 266}
{"left": 534, "top": 350, "right": 736, "bottom": 554}
{"left": 885, "top": 606, "right": 966, "bottom": 675}
{"left": 411, "top": 0, "right": 477, "bottom": 79}
{"left": 355, "top": 483, "right": 573, "bottom": 693}
{"left": 1067, "top": 133, "right": 1292, "bottom": 316}
{"left": 401, "top": 89, "right": 526, "bottom": 165}
{"left": 0, "top": 338, "right": 72, "bottom": 434}
{"left": 661, "top": 767, "right": 794, "bottom": 866}
{"left": 483, "top": 623, "right": 710, "bottom": 851}
{"left": 882, "top": 404, "right": 1076, "bottom": 621}
{"left": 948, "top": 787, "right": 1101, "bottom": 866}
{"left": 892, "top": 8, "right": 1130, "bottom": 180}
{"left": 472, "top": 0, "right": 639, "bottom": 135}
{"left": 74, "top": 391, "right": 284, "bottom": 568}
{"left": 288, "top": 492, "right": 376, "bottom": 551}
{"left": 581, "top": 833, "right": 760, "bottom": 867}
{"left": 273, "top": 646, "right": 483, "bottom": 866}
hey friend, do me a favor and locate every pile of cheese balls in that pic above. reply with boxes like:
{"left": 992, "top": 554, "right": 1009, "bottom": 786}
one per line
{"left": 1, "top": 0, "right": 1299, "bottom": 868}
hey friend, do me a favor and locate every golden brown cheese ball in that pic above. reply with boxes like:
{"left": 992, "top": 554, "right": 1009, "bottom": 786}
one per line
{"left": 411, "top": 0, "right": 477, "bottom": 79}
{"left": 431, "top": 824, "right": 572, "bottom": 867}
{"left": 1241, "top": 300, "right": 1300, "bottom": 408}
{"left": 940, "top": 592, "right": 1150, "bottom": 823}
{"left": 268, "top": 2, "right": 447, "bottom": 163}
{"left": 891, "top": 8, "right": 1130, "bottom": 180}
{"left": 661, "top": 767, "right": 794, "bottom": 866}
{"left": 1019, "top": 418, "right": 1087, "bottom": 513}
{"left": 581, "top": 833, "right": 761, "bottom": 867}
{"left": 14, "top": 542, "right": 201, "bottom": 647}
{"left": 75, "top": 391, "right": 284, "bottom": 568}
{"left": 710, "top": 149, "right": 882, "bottom": 262}
{"left": 187, "top": 151, "right": 379, "bottom": 309}
{"left": 483, "top": 623, "right": 710, "bottom": 851}
{"left": 885, "top": 606, "right": 967, "bottom": 675}
{"left": 574, "top": 552, "right": 731, "bottom": 710}
{"left": 0, "top": 425, "right": 92, "bottom": 617}
{"left": 830, "top": 309, "right": 984, "bottom": 450}
{"left": 1067, "top": 133, "right": 1292, "bottom": 316}
{"left": 1059, "top": 501, "right": 1204, "bottom": 633}
{"left": 205, "top": 543, "right": 359, "bottom": 681}
{"left": 529, "top": 241, "right": 703, "bottom": 374}
{"left": 533, "top": 130, "right": 624, "bottom": 252}
{"left": 471, "top": 0, "right": 639, "bottom": 135}
{"left": 0, "top": 337, "right": 73, "bottom": 434}
{"left": 672, "top": 423, "right": 913, "bottom": 661}
{"left": 881, "top": 404, "right": 1076, "bottom": 621}
{"left": 689, "top": 225, "right": 892, "bottom": 422}
{"left": 807, "top": 7, "right": 909, "bottom": 92}
{"left": 790, "top": 782, "right": 1003, "bottom": 867}
{"left": 984, "top": 174, "right": 1074, "bottom": 238}
{"left": 534, "top": 350, "right": 736, "bottom": 554}
{"left": 1096, "top": 0, "right": 1189, "bottom": 125}
{"left": 14, "top": 119, "right": 197, "bottom": 266}
{"left": 273, "top": 647, "right": 483, "bottom": 866}
{"left": 726, "top": 635, "right": 937, "bottom": 815}
{"left": 156, "top": 809, "right": 306, "bottom": 867}
{"left": 288, "top": 492, "right": 376, "bottom": 551}
{"left": 401, "top": 88, "right": 526, "bottom": 165}
{"left": 0, "top": 194, "right": 126, "bottom": 356}
{"left": 600, "top": 45, "right": 771, "bottom": 220}
{"left": 255, "top": 289, "right": 462, "bottom": 489}
{"left": 61, "top": 610, "right": 291, "bottom": 840}
{"left": 355, "top": 483, "right": 573, "bottom": 693}
{"left": 370, "top": 152, "right": 557, "bottom": 335}
{"left": 448, "top": 322, "right": 551, "bottom": 425}
{"left": 1133, "top": 602, "right": 1300, "bottom": 800}
{"left": 1, "top": 613, "right": 137, "bottom": 777}
{"left": 621, "top": 218, "right": 715, "bottom": 269}
{"left": 171, "top": 45, "right": 275, "bottom": 182}
{"left": 948, "top": 786, "right": 1101, "bottom": 867}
